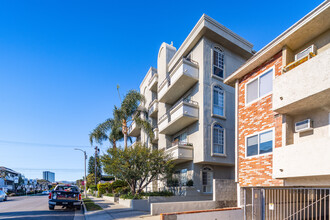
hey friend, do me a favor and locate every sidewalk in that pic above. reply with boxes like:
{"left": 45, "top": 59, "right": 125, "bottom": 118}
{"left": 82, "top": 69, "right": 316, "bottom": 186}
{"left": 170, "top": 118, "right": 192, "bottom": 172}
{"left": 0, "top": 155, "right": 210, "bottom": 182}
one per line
{"left": 84, "top": 196, "right": 160, "bottom": 220}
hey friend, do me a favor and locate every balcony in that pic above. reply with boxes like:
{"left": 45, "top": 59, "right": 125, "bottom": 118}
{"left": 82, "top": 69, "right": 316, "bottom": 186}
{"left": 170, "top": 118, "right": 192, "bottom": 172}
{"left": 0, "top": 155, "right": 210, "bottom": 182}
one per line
{"left": 148, "top": 73, "right": 158, "bottom": 92}
{"left": 158, "top": 59, "right": 198, "bottom": 104}
{"left": 273, "top": 49, "right": 330, "bottom": 114}
{"left": 152, "top": 128, "right": 159, "bottom": 144}
{"left": 273, "top": 137, "right": 330, "bottom": 179}
{"left": 148, "top": 99, "right": 158, "bottom": 118}
{"left": 166, "top": 142, "right": 193, "bottom": 163}
{"left": 158, "top": 99, "right": 199, "bottom": 135}
{"left": 128, "top": 121, "right": 140, "bottom": 137}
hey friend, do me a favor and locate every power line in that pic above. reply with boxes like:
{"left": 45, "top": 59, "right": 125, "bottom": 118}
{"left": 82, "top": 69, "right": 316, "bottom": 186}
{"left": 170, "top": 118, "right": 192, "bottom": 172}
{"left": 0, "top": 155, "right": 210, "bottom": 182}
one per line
{"left": 0, "top": 139, "right": 96, "bottom": 149}
{"left": 13, "top": 168, "right": 84, "bottom": 172}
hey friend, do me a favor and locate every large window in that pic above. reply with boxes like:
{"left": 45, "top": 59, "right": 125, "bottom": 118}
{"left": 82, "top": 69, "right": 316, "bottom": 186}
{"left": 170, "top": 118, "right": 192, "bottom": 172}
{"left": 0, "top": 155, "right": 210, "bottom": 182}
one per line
{"left": 246, "top": 129, "right": 273, "bottom": 157}
{"left": 213, "top": 47, "right": 224, "bottom": 78}
{"left": 213, "top": 124, "right": 224, "bottom": 154}
{"left": 246, "top": 68, "right": 274, "bottom": 104}
{"left": 213, "top": 86, "right": 224, "bottom": 116}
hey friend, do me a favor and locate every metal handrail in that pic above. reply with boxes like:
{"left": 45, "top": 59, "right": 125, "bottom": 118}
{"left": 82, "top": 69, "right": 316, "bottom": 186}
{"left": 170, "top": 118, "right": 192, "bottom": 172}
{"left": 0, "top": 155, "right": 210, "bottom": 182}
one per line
{"left": 158, "top": 98, "right": 198, "bottom": 122}
{"left": 282, "top": 52, "right": 315, "bottom": 73}
{"left": 171, "top": 141, "right": 193, "bottom": 147}
{"left": 158, "top": 58, "right": 198, "bottom": 89}
{"left": 148, "top": 72, "right": 158, "bottom": 85}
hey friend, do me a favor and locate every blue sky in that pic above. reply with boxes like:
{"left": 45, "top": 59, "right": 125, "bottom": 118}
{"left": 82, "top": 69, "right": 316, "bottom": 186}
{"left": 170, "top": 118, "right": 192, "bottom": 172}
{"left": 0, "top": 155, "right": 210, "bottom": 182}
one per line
{"left": 0, "top": 0, "right": 323, "bottom": 181}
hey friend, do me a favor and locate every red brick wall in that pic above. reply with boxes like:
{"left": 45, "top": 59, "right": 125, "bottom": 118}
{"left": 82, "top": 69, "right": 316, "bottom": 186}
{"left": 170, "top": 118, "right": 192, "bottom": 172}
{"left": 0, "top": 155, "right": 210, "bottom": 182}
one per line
{"left": 238, "top": 52, "right": 284, "bottom": 187}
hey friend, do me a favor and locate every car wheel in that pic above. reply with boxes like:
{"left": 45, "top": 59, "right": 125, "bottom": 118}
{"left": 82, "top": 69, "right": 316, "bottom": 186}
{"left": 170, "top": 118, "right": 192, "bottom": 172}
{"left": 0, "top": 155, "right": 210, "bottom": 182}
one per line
{"left": 49, "top": 205, "right": 55, "bottom": 210}
{"left": 4, "top": 196, "right": 7, "bottom": 201}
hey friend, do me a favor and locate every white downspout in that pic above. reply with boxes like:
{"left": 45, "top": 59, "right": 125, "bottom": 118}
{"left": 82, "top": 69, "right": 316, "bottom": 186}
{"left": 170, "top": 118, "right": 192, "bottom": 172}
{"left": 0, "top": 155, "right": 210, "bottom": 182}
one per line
{"left": 235, "top": 79, "right": 241, "bottom": 207}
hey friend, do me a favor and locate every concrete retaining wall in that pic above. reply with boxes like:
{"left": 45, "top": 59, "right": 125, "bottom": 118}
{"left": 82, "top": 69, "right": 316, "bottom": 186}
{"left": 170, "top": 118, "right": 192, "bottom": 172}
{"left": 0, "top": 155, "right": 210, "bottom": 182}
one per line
{"left": 102, "top": 196, "right": 118, "bottom": 203}
{"left": 161, "top": 208, "right": 243, "bottom": 220}
{"left": 118, "top": 198, "right": 149, "bottom": 211}
{"left": 117, "top": 195, "right": 213, "bottom": 212}
{"left": 151, "top": 200, "right": 218, "bottom": 215}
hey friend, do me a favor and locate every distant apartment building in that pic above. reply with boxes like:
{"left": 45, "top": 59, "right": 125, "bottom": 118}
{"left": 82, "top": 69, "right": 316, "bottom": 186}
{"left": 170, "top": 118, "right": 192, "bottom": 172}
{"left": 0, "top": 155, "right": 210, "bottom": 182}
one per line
{"left": 43, "top": 171, "right": 55, "bottom": 183}
{"left": 225, "top": 2, "right": 330, "bottom": 219}
{"left": 0, "top": 166, "right": 20, "bottom": 192}
{"left": 129, "top": 14, "right": 254, "bottom": 198}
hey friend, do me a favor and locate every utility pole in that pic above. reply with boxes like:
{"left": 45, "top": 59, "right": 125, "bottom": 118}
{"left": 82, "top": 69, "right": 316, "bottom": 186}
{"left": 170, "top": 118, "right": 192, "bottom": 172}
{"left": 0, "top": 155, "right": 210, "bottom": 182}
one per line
{"left": 74, "top": 148, "right": 87, "bottom": 198}
{"left": 94, "top": 146, "right": 99, "bottom": 185}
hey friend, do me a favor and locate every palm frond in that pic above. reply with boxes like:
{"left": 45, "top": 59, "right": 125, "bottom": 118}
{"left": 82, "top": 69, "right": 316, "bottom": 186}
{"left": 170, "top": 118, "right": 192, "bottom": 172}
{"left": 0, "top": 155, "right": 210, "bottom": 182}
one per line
{"left": 134, "top": 115, "right": 154, "bottom": 141}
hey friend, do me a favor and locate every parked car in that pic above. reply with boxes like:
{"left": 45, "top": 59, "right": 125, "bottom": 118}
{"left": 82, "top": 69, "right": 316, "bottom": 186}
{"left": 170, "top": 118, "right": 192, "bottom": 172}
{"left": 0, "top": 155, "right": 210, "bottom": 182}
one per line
{"left": 0, "top": 190, "right": 7, "bottom": 201}
{"left": 42, "top": 190, "right": 50, "bottom": 195}
{"left": 48, "top": 185, "right": 81, "bottom": 210}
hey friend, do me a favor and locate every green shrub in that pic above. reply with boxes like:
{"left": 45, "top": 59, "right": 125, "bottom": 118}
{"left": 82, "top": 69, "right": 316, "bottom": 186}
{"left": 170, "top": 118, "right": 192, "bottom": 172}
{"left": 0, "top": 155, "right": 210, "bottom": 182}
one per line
{"left": 120, "top": 192, "right": 143, "bottom": 200}
{"left": 141, "top": 191, "right": 174, "bottom": 197}
{"left": 111, "top": 180, "right": 128, "bottom": 189}
{"left": 97, "top": 182, "right": 112, "bottom": 197}
{"left": 89, "top": 185, "right": 97, "bottom": 191}
{"left": 113, "top": 186, "right": 129, "bottom": 195}
{"left": 166, "top": 178, "right": 179, "bottom": 187}
{"left": 104, "top": 193, "right": 114, "bottom": 197}
{"left": 186, "top": 179, "right": 193, "bottom": 187}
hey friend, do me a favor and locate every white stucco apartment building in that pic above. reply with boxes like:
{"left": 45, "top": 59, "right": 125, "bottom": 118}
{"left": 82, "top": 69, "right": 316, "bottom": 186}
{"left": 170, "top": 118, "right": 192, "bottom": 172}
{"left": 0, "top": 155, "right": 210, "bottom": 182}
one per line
{"left": 128, "top": 14, "right": 254, "bottom": 199}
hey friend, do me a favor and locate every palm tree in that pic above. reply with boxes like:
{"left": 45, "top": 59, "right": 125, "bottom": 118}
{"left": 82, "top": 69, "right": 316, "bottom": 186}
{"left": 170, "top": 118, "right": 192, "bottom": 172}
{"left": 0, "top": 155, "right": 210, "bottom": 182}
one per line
{"left": 114, "top": 90, "right": 154, "bottom": 148}
{"left": 89, "top": 118, "right": 123, "bottom": 149}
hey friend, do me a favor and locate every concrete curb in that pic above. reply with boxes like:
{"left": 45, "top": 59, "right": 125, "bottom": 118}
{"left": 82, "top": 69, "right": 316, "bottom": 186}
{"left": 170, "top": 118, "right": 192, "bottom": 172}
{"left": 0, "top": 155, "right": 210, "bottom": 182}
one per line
{"left": 82, "top": 200, "right": 88, "bottom": 220}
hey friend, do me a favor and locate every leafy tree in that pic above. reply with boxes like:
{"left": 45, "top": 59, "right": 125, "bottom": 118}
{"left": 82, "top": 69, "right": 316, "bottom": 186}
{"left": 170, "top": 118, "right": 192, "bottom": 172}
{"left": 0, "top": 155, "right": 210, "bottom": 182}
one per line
{"left": 101, "top": 143, "right": 174, "bottom": 195}
{"left": 86, "top": 173, "right": 100, "bottom": 187}
{"left": 114, "top": 90, "right": 154, "bottom": 148}
{"left": 88, "top": 156, "right": 102, "bottom": 179}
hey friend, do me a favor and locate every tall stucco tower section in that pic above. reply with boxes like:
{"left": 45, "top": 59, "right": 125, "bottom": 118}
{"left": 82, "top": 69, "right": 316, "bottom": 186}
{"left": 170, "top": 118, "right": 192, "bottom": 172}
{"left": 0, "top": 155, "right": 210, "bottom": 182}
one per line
{"left": 157, "top": 42, "right": 177, "bottom": 150}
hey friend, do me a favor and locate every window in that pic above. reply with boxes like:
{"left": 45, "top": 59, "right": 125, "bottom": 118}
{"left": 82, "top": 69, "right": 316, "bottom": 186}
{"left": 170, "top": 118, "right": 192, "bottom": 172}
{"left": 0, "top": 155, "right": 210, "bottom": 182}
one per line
{"left": 172, "top": 132, "right": 187, "bottom": 146}
{"left": 213, "top": 47, "right": 224, "bottom": 78}
{"left": 202, "top": 167, "right": 213, "bottom": 193}
{"left": 174, "top": 169, "right": 188, "bottom": 186}
{"left": 246, "top": 68, "right": 274, "bottom": 104}
{"left": 246, "top": 129, "right": 273, "bottom": 157}
{"left": 213, "top": 124, "right": 224, "bottom": 154}
{"left": 213, "top": 86, "right": 224, "bottom": 116}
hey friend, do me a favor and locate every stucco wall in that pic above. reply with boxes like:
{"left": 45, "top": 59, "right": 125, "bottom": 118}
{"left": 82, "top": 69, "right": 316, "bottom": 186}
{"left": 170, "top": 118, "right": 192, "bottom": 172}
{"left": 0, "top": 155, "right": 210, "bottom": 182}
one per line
{"left": 175, "top": 208, "right": 243, "bottom": 220}
{"left": 151, "top": 200, "right": 218, "bottom": 215}
{"left": 273, "top": 47, "right": 330, "bottom": 114}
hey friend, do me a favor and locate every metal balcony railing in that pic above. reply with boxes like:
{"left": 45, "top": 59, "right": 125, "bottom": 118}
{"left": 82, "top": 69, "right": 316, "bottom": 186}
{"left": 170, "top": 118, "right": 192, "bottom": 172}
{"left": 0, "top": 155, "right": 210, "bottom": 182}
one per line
{"left": 158, "top": 98, "right": 198, "bottom": 122}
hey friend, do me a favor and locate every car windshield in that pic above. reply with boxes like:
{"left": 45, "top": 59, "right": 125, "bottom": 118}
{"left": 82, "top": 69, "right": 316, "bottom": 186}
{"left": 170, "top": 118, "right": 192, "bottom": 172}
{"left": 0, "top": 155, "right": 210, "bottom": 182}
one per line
{"left": 55, "top": 186, "right": 78, "bottom": 192}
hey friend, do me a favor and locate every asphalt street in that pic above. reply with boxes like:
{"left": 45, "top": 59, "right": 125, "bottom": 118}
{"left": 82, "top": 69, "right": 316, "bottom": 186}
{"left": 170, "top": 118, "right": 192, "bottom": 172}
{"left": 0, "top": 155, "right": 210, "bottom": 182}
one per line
{"left": 0, "top": 195, "right": 84, "bottom": 220}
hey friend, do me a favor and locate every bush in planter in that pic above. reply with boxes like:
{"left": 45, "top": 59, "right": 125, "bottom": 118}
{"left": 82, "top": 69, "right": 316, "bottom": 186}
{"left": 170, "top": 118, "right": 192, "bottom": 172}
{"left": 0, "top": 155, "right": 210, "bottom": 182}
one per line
{"left": 120, "top": 192, "right": 143, "bottom": 200}
{"left": 141, "top": 191, "right": 174, "bottom": 197}
{"left": 167, "top": 178, "right": 179, "bottom": 187}
{"left": 186, "top": 179, "right": 193, "bottom": 187}
{"left": 111, "top": 180, "right": 128, "bottom": 190}
{"left": 104, "top": 193, "right": 114, "bottom": 197}
{"left": 113, "top": 185, "right": 129, "bottom": 195}
{"left": 97, "top": 182, "right": 112, "bottom": 197}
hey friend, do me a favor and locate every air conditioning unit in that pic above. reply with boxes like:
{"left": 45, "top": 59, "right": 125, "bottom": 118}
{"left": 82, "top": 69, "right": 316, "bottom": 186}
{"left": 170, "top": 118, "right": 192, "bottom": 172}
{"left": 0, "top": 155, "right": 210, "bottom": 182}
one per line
{"left": 295, "top": 119, "right": 313, "bottom": 133}
{"left": 295, "top": 45, "right": 316, "bottom": 61}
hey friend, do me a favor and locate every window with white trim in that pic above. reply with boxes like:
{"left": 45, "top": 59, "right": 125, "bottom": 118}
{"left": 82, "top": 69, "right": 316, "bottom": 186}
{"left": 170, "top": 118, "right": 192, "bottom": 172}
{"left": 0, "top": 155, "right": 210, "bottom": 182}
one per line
{"left": 213, "top": 124, "right": 224, "bottom": 154}
{"left": 246, "top": 129, "right": 273, "bottom": 157}
{"left": 213, "top": 86, "right": 224, "bottom": 116}
{"left": 213, "top": 47, "right": 224, "bottom": 78}
{"left": 246, "top": 68, "right": 273, "bottom": 104}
